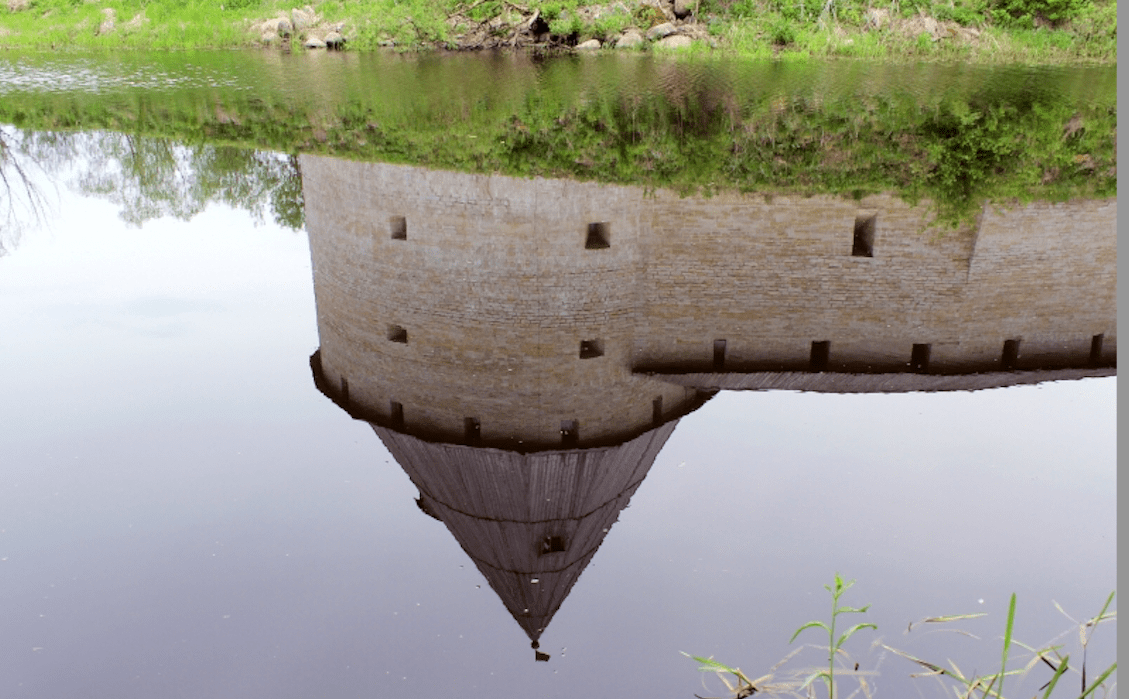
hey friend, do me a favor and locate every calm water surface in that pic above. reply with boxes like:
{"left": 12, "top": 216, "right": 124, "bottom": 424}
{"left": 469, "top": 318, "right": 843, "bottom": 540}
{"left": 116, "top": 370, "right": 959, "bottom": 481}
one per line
{"left": 0, "top": 51, "right": 1116, "bottom": 699}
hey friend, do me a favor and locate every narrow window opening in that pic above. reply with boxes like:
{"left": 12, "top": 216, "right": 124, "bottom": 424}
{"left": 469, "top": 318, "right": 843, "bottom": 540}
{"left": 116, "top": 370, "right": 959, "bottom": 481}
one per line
{"left": 713, "top": 339, "right": 727, "bottom": 370}
{"left": 852, "top": 214, "right": 876, "bottom": 257}
{"left": 1090, "top": 334, "right": 1104, "bottom": 365}
{"left": 464, "top": 417, "right": 481, "bottom": 444}
{"left": 340, "top": 376, "right": 350, "bottom": 404}
{"left": 910, "top": 343, "right": 931, "bottom": 373}
{"left": 1001, "top": 339, "right": 1020, "bottom": 370}
{"left": 540, "top": 535, "right": 567, "bottom": 555}
{"left": 390, "top": 401, "right": 404, "bottom": 427}
{"left": 579, "top": 339, "right": 604, "bottom": 359}
{"left": 585, "top": 222, "right": 611, "bottom": 249}
{"left": 810, "top": 341, "right": 830, "bottom": 371}
{"left": 652, "top": 396, "right": 663, "bottom": 426}
{"left": 387, "top": 325, "right": 408, "bottom": 343}
{"left": 560, "top": 420, "right": 579, "bottom": 447}
{"left": 390, "top": 216, "right": 407, "bottom": 240}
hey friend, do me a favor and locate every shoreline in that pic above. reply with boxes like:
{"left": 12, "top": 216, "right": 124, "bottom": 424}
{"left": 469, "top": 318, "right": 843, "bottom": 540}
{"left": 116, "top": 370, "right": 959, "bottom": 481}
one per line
{"left": 0, "top": 0, "right": 1117, "bottom": 66}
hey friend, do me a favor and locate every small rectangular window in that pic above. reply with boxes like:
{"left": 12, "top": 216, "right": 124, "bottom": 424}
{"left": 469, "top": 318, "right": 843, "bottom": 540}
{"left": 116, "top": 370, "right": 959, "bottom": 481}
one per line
{"left": 390, "top": 401, "right": 404, "bottom": 427}
{"left": 540, "top": 535, "right": 567, "bottom": 555}
{"left": 1090, "top": 334, "right": 1104, "bottom": 365}
{"left": 464, "top": 417, "right": 481, "bottom": 444}
{"left": 713, "top": 339, "right": 727, "bottom": 370}
{"left": 852, "top": 214, "right": 876, "bottom": 257}
{"left": 810, "top": 341, "right": 830, "bottom": 371}
{"left": 560, "top": 420, "right": 579, "bottom": 447}
{"left": 387, "top": 325, "right": 408, "bottom": 343}
{"left": 910, "top": 343, "right": 931, "bottom": 373}
{"left": 340, "top": 376, "right": 350, "bottom": 404}
{"left": 579, "top": 339, "right": 604, "bottom": 359}
{"left": 390, "top": 216, "right": 407, "bottom": 240}
{"left": 1001, "top": 339, "right": 1020, "bottom": 370}
{"left": 652, "top": 396, "right": 663, "bottom": 426}
{"left": 585, "top": 222, "right": 610, "bottom": 249}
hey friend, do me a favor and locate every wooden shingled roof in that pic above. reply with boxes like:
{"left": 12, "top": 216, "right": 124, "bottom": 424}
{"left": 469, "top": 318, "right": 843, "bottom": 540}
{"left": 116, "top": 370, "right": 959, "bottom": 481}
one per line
{"left": 372, "top": 420, "right": 679, "bottom": 646}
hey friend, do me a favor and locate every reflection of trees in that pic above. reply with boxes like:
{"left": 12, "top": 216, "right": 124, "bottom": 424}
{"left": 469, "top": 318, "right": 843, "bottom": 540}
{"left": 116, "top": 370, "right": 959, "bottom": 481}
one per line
{"left": 1, "top": 127, "right": 304, "bottom": 248}
{"left": 0, "top": 125, "right": 53, "bottom": 257}
{"left": 74, "top": 132, "right": 304, "bottom": 230}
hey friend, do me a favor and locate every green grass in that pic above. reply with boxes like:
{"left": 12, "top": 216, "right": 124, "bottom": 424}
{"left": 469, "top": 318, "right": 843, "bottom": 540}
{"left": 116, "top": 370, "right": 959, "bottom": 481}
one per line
{"left": 1, "top": 0, "right": 270, "bottom": 50}
{"left": 881, "top": 592, "right": 1118, "bottom": 699}
{"left": 0, "top": 0, "right": 1116, "bottom": 64}
{"left": 685, "top": 578, "right": 1116, "bottom": 699}
{"left": 787, "top": 574, "right": 877, "bottom": 699}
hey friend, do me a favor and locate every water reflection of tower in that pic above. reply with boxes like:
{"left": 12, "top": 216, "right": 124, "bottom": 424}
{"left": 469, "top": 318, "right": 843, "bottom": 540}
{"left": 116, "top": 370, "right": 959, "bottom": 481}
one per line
{"left": 301, "top": 155, "right": 711, "bottom": 658}
{"left": 302, "top": 153, "right": 1115, "bottom": 656}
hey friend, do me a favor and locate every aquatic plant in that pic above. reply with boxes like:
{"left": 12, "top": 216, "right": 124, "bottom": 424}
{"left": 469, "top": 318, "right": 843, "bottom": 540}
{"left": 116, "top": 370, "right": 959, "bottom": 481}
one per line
{"left": 787, "top": 573, "right": 877, "bottom": 699}
{"left": 683, "top": 573, "right": 876, "bottom": 699}
{"left": 683, "top": 581, "right": 1117, "bottom": 699}
{"left": 883, "top": 592, "right": 1117, "bottom": 699}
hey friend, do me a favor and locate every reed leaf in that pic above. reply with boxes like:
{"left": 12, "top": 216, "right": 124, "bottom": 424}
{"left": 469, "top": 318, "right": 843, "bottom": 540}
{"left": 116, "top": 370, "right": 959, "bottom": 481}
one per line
{"left": 1040, "top": 653, "right": 1069, "bottom": 699}
{"left": 1078, "top": 662, "right": 1116, "bottom": 699}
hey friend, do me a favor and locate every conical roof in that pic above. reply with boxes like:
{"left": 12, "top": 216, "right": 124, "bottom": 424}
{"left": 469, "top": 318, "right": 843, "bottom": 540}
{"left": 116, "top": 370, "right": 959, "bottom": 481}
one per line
{"left": 371, "top": 420, "right": 680, "bottom": 644}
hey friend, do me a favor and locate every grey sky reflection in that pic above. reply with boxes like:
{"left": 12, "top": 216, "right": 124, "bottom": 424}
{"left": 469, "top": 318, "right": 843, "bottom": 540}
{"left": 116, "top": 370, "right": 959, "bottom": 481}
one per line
{"left": 0, "top": 157, "right": 1116, "bottom": 699}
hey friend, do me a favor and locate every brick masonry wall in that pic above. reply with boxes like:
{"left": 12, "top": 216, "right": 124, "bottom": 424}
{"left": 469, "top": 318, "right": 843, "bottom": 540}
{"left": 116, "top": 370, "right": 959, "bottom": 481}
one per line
{"left": 301, "top": 155, "right": 1116, "bottom": 445}
{"left": 636, "top": 191, "right": 1116, "bottom": 372}
{"left": 302, "top": 155, "right": 701, "bottom": 448}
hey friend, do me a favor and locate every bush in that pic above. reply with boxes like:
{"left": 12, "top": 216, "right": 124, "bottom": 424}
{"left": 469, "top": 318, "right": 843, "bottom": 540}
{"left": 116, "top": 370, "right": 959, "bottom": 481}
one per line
{"left": 539, "top": 1, "right": 562, "bottom": 20}
{"left": 631, "top": 3, "right": 666, "bottom": 27}
{"left": 932, "top": 0, "right": 987, "bottom": 25}
{"left": 548, "top": 11, "right": 583, "bottom": 36}
{"left": 769, "top": 17, "right": 796, "bottom": 44}
{"left": 990, "top": 0, "right": 1085, "bottom": 26}
{"left": 772, "top": 0, "right": 824, "bottom": 22}
{"left": 591, "top": 10, "right": 631, "bottom": 39}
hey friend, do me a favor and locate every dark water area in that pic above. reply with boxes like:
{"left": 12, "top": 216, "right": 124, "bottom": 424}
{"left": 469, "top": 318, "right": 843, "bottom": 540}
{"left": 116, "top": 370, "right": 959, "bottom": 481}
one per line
{"left": 0, "top": 51, "right": 1117, "bottom": 699}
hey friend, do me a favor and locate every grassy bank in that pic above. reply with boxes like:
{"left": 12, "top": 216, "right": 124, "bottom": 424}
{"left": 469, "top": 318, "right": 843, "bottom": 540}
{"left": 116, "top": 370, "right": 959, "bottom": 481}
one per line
{"left": 0, "top": 0, "right": 1116, "bottom": 64}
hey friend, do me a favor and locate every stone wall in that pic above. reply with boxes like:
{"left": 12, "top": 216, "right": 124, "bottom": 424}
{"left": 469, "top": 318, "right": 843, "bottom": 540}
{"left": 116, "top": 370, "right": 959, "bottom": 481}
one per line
{"left": 635, "top": 191, "right": 1116, "bottom": 373}
{"left": 302, "top": 155, "right": 704, "bottom": 449}
{"left": 301, "top": 155, "right": 1116, "bottom": 446}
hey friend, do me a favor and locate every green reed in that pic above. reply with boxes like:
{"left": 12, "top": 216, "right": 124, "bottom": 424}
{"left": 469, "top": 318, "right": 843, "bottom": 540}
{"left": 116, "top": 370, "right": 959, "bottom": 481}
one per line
{"left": 684, "top": 578, "right": 1116, "bottom": 699}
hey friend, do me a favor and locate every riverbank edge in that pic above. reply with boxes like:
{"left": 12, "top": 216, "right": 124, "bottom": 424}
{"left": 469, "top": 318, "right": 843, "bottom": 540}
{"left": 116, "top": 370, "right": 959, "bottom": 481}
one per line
{"left": 0, "top": 0, "right": 1117, "bottom": 66}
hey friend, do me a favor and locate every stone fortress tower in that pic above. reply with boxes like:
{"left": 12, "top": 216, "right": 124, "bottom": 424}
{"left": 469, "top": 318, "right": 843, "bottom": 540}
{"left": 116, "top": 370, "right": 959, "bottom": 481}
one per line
{"left": 301, "top": 154, "right": 1115, "bottom": 655}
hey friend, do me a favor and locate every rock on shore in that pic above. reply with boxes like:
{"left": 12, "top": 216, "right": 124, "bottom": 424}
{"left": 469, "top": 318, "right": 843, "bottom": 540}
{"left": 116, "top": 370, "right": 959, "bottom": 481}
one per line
{"left": 248, "top": 0, "right": 707, "bottom": 52}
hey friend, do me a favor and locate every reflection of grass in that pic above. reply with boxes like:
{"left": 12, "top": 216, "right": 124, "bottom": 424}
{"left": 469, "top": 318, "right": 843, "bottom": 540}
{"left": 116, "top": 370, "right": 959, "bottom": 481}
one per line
{"left": 684, "top": 582, "right": 1116, "bottom": 699}
{"left": 0, "top": 55, "right": 1114, "bottom": 229}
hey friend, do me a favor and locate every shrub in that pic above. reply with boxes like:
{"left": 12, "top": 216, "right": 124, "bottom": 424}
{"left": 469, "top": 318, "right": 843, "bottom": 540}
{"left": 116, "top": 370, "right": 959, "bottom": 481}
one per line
{"left": 548, "top": 11, "right": 582, "bottom": 36}
{"left": 770, "top": 17, "right": 796, "bottom": 45}
{"left": 990, "top": 0, "right": 1085, "bottom": 27}
{"left": 932, "top": 0, "right": 987, "bottom": 25}
{"left": 591, "top": 10, "right": 631, "bottom": 39}
{"left": 540, "top": 1, "right": 562, "bottom": 20}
